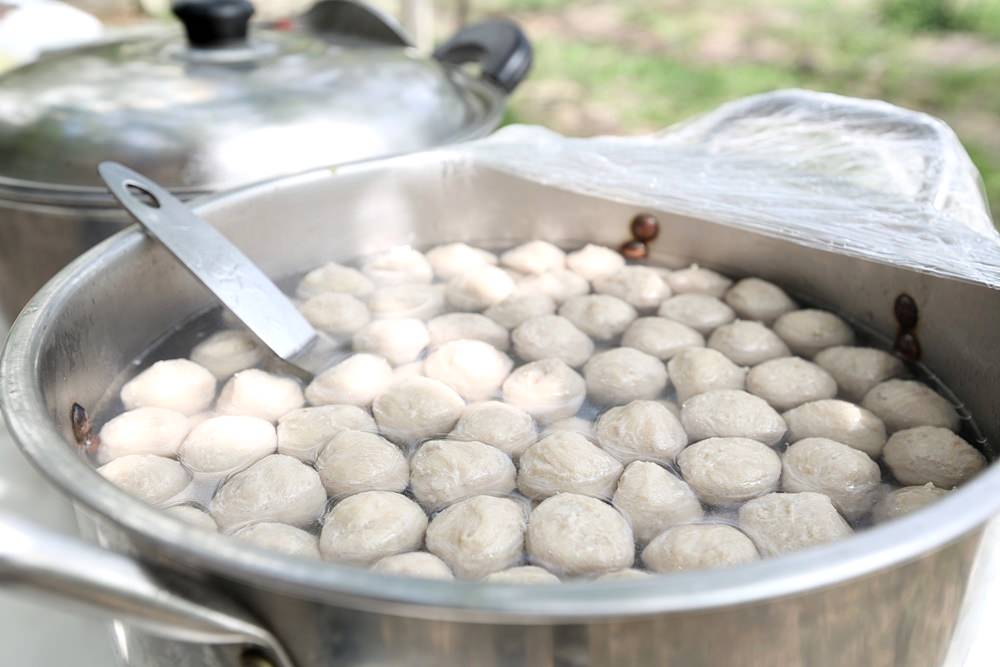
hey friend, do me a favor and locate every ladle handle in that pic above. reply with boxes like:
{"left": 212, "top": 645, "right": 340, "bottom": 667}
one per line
{"left": 98, "top": 162, "right": 319, "bottom": 366}
{"left": 0, "top": 513, "right": 295, "bottom": 667}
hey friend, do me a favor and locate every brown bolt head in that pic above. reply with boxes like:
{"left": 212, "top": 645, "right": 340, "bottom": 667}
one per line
{"left": 895, "top": 332, "right": 922, "bottom": 362}
{"left": 894, "top": 294, "right": 918, "bottom": 331}
{"left": 630, "top": 213, "right": 660, "bottom": 242}
{"left": 620, "top": 240, "right": 648, "bottom": 260}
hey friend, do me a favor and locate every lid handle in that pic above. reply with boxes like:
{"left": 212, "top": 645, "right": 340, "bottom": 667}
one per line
{"left": 434, "top": 19, "right": 533, "bottom": 94}
{"left": 173, "top": 0, "right": 255, "bottom": 49}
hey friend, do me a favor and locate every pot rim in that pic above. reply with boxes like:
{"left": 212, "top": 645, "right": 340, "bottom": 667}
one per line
{"left": 3, "top": 160, "right": 999, "bottom": 621}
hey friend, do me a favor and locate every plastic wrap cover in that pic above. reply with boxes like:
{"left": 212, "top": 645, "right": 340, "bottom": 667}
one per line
{"left": 466, "top": 89, "right": 1000, "bottom": 287}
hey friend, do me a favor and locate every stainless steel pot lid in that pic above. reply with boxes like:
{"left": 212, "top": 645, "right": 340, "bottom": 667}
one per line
{"left": 0, "top": 0, "right": 531, "bottom": 195}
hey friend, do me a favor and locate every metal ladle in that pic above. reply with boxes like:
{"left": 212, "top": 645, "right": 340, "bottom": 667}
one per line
{"left": 99, "top": 162, "right": 329, "bottom": 379}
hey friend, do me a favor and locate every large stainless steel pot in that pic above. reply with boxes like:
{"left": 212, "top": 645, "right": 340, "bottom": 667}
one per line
{"left": 0, "top": 0, "right": 531, "bottom": 322}
{"left": 3, "top": 149, "right": 1000, "bottom": 667}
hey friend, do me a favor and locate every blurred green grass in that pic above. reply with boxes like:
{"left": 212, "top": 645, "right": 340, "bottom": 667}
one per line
{"left": 475, "top": 0, "right": 1000, "bottom": 219}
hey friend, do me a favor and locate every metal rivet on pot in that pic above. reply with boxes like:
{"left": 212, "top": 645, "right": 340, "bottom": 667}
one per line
{"left": 894, "top": 294, "right": 919, "bottom": 330}
{"left": 71, "top": 402, "right": 99, "bottom": 453}
{"left": 896, "top": 332, "right": 922, "bottom": 363}
{"left": 630, "top": 213, "right": 660, "bottom": 242}
{"left": 620, "top": 240, "right": 648, "bottom": 260}
{"left": 893, "top": 293, "right": 920, "bottom": 361}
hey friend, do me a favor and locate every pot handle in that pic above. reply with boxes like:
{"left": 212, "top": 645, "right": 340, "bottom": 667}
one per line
{"left": 299, "top": 0, "right": 411, "bottom": 46}
{"left": 0, "top": 513, "right": 295, "bottom": 667}
{"left": 434, "top": 19, "right": 533, "bottom": 94}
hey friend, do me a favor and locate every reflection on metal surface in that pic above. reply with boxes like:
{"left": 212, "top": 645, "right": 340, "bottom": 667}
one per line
{"left": 0, "top": 31, "right": 500, "bottom": 192}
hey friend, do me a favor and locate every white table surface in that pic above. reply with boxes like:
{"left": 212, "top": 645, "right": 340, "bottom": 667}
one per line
{"left": 0, "top": 320, "right": 996, "bottom": 667}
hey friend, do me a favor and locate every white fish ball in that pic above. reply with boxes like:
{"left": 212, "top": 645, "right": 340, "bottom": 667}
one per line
{"left": 427, "top": 313, "right": 510, "bottom": 351}
{"left": 450, "top": 401, "right": 537, "bottom": 459}
{"left": 665, "top": 265, "right": 732, "bottom": 297}
{"left": 97, "top": 407, "right": 190, "bottom": 464}
{"left": 872, "top": 483, "right": 948, "bottom": 523}
{"left": 216, "top": 369, "right": 304, "bottom": 422}
{"left": 410, "top": 439, "right": 516, "bottom": 510}
{"left": 815, "top": 346, "right": 906, "bottom": 403}
{"left": 305, "top": 353, "right": 393, "bottom": 408}
{"left": 211, "top": 454, "right": 326, "bottom": 530}
{"left": 121, "top": 359, "right": 217, "bottom": 416}
{"left": 165, "top": 505, "right": 218, "bottom": 531}
{"left": 299, "top": 293, "right": 370, "bottom": 338}
{"left": 738, "top": 492, "right": 852, "bottom": 557}
{"left": 642, "top": 524, "right": 759, "bottom": 572}
{"left": 708, "top": 321, "right": 791, "bottom": 366}
{"left": 276, "top": 405, "right": 376, "bottom": 462}
{"left": 517, "top": 270, "right": 590, "bottom": 304}
{"left": 583, "top": 347, "right": 668, "bottom": 406}
{"left": 500, "top": 241, "right": 566, "bottom": 275}
{"left": 315, "top": 430, "right": 409, "bottom": 499}
{"left": 526, "top": 493, "right": 634, "bottom": 577}
{"left": 612, "top": 461, "right": 703, "bottom": 544}
{"left": 512, "top": 315, "right": 594, "bottom": 368}
{"left": 190, "top": 330, "right": 265, "bottom": 380}
{"left": 423, "top": 339, "right": 513, "bottom": 401}
{"left": 352, "top": 318, "right": 429, "bottom": 366}
{"left": 781, "top": 438, "right": 882, "bottom": 520}
{"left": 595, "top": 400, "right": 687, "bottom": 464}
{"left": 517, "top": 431, "right": 624, "bottom": 500}
{"left": 677, "top": 437, "right": 782, "bottom": 506}
{"left": 98, "top": 454, "right": 190, "bottom": 505}
{"left": 667, "top": 347, "right": 747, "bottom": 403}
{"left": 446, "top": 265, "right": 517, "bottom": 311}
{"left": 391, "top": 360, "right": 424, "bottom": 383}
{"left": 566, "top": 244, "right": 625, "bottom": 281}
{"left": 621, "top": 317, "right": 705, "bottom": 361}
{"left": 543, "top": 416, "right": 595, "bottom": 439}
{"left": 658, "top": 293, "right": 735, "bottom": 335}
{"left": 559, "top": 294, "right": 637, "bottom": 342}
{"left": 361, "top": 247, "right": 433, "bottom": 286}
{"left": 484, "top": 292, "right": 557, "bottom": 329}
{"left": 319, "top": 491, "right": 427, "bottom": 565}
{"left": 482, "top": 565, "right": 560, "bottom": 584}
{"left": 680, "top": 390, "right": 786, "bottom": 445}
{"left": 782, "top": 399, "right": 887, "bottom": 457}
{"left": 773, "top": 309, "right": 855, "bottom": 358}
{"left": 426, "top": 243, "right": 497, "bottom": 280}
{"left": 883, "top": 426, "right": 986, "bottom": 488}
{"left": 179, "top": 415, "right": 276, "bottom": 474}
{"left": 592, "top": 266, "right": 671, "bottom": 310}
{"left": 371, "top": 552, "right": 454, "bottom": 580}
{"left": 233, "top": 522, "right": 320, "bottom": 559}
{"left": 724, "top": 278, "right": 797, "bottom": 324}
{"left": 296, "top": 261, "right": 374, "bottom": 300}
{"left": 367, "top": 284, "right": 446, "bottom": 321}
{"left": 861, "top": 380, "right": 960, "bottom": 433}
{"left": 502, "top": 358, "right": 586, "bottom": 424}
{"left": 746, "top": 356, "right": 837, "bottom": 411}
{"left": 426, "top": 495, "right": 526, "bottom": 579}
{"left": 373, "top": 377, "right": 465, "bottom": 444}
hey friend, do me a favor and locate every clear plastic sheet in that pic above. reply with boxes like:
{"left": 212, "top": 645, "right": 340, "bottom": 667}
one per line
{"left": 465, "top": 89, "right": 1000, "bottom": 287}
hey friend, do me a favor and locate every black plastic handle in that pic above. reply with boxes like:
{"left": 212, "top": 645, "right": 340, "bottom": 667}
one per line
{"left": 300, "top": 0, "right": 411, "bottom": 47}
{"left": 434, "top": 19, "right": 532, "bottom": 94}
{"left": 174, "top": 0, "right": 255, "bottom": 49}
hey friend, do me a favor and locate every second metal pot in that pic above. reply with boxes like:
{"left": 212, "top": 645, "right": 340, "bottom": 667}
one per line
{"left": 0, "top": 0, "right": 532, "bottom": 322}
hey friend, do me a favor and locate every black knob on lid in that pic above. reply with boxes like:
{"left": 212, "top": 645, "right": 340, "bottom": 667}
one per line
{"left": 173, "top": 0, "right": 255, "bottom": 49}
